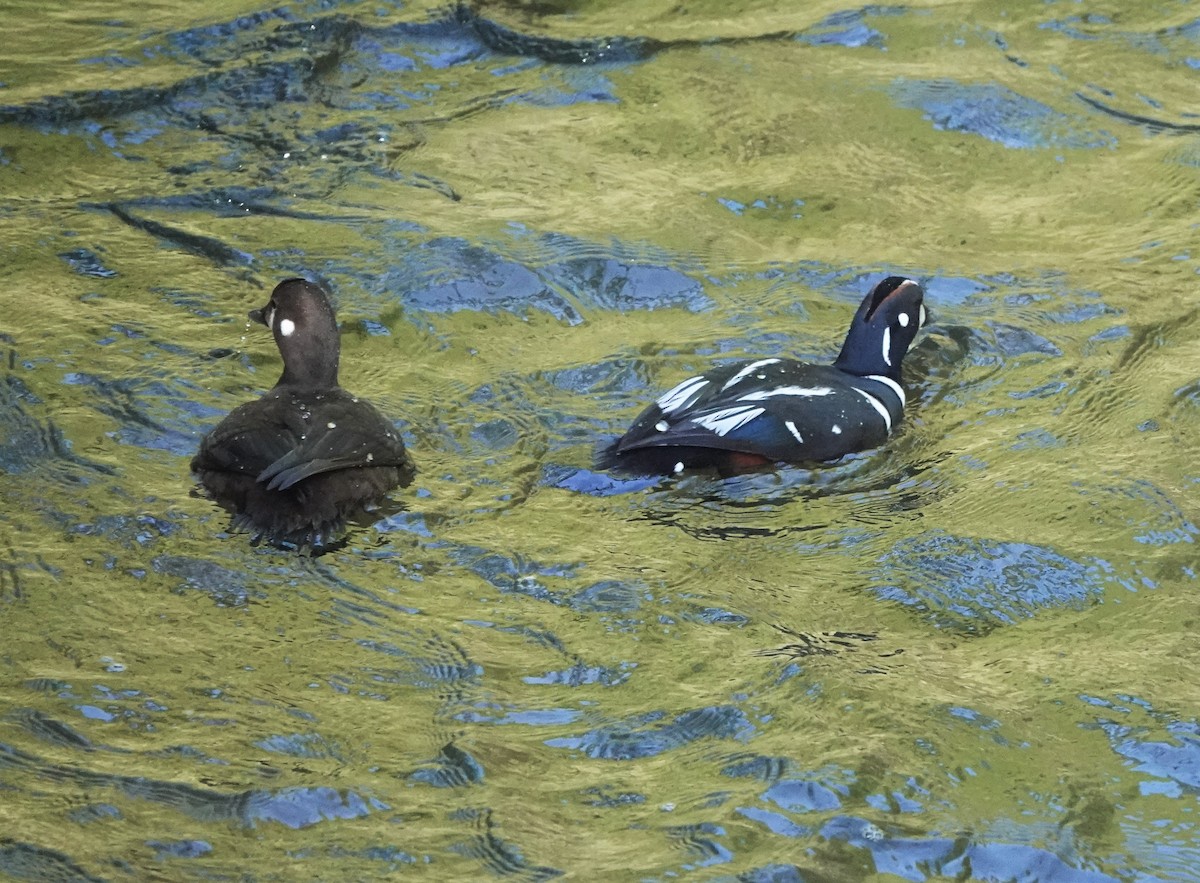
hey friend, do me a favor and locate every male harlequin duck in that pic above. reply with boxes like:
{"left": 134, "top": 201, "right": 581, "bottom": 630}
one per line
{"left": 191, "top": 278, "right": 415, "bottom": 550}
{"left": 598, "top": 276, "right": 926, "bottom": 476}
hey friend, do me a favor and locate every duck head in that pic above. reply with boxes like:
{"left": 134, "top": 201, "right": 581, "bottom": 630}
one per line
{"left": 832, "top": 276, "right": 926, "bottom": 380}
{"left": 250, "top": 278, "right": 341, "bottom": 389}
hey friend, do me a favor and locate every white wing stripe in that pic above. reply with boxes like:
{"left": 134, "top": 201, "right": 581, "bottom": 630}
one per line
{"left": 738, "top": 385, "right": 832, "bottom": 401}
{"left": 693, "top": 406, "right": 765, "bottom": 437}
{"left": 721, "top": 358, "right": 781, "bottom": 391}
{"left": 854, "top": 388, "right": 893, "bottom": 433}
{"left": 656, "top": 376, "right": 708, "bottom": 414}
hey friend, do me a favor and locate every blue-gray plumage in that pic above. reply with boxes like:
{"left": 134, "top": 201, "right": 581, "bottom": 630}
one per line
{"left": 598, "top": 277, "right": 926, "bottom": 475}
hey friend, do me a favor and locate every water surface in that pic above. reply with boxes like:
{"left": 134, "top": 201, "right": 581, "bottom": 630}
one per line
{"left": 1, "top": 1, "right": 1198, "bottom": 879}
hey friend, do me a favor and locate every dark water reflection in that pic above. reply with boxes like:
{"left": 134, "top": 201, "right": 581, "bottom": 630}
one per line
{"left": 1, "top": 1, "right": 1198, "bottom": 880}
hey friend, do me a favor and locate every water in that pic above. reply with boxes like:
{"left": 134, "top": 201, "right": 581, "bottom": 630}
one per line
{"left": 1, "top": 1, "right": 1198, "bottom": 879}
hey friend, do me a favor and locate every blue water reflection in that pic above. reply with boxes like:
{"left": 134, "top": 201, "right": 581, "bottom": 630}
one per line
{"left": 0, "top": 0, "right": 1197, "bottom": 880}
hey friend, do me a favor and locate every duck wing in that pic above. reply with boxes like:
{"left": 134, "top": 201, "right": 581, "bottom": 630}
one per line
{"left": 615, "top": 362, "right": 898, "bottom": 462}
{"left": 193, "top": 391, "right": 412, "bottom": 489}
{"left": 257, "top": 395, "right": 411, "bottom": 490}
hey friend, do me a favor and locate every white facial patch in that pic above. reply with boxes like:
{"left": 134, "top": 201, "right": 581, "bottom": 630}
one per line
{"left": 278, "top": 318, "right": 296, "bottom": 337}
{"left": 831, "top": 424, "right": 842, "bottom": 435}
{"left": 656, "top": 376, "right": 708, "bottom": 414}
{"left": 784, "top": 420, "right": 804, "bottom": 443}
{"left": 721, "top": 358, "right": 782, "bottom": 391}
{"left": 654, "top": 420, "right": 669, "bottom": 432}
{"left": 881, "top": 326, "right": 892, "bottom": 366}
{"left": 898, "top": 312, "right": 910, "bottom": 328}
{"left": 673, "top": 461, "right": 684, "bottom": 474}
{"left": 738, "top": 386, "right": 832, "bottom": 401}
{"left": 854, "top": 388, "right": 893, "bottom": 433}
{"left": 693, "top": 406, "right": 764, "bottom": 437}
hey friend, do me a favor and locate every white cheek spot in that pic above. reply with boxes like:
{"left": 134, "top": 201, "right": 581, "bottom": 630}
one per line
{"left": 366, "top": 453, "right": 374, "bottom": 462}
{"left": 785, "top": 420, "right": 804, "bottom": 443}
{"left": 326, "top": 421, "right": 337, "bottom": 429}
{"left": 278, "top": 318, "right": 296, "bottom": 337}
{"left": 898, "top": 312, "right": 910, "bottom": 328}
{"left": 655, "top": 420, "right": 670, "bottom": 432}
{"left": 673, "top": 462, "right": 685, "bottom": 474}
{"left": 832, "top": 424, "right": 842, "bottom": 435}
{"left": 881, "top": 326, "right": 892, "bottom": 366}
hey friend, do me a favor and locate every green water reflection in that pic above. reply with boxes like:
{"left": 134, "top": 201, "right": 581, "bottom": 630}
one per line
{"left": 0, "top": 1, "right": 1197, "bottom": 879}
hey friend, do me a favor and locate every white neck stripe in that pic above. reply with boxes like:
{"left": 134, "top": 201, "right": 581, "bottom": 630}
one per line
{"left": 854, "top": 388, "right": 892, "bottom": 433}
{"left": 863, "top": 374, "right": 905, "bottom": 406}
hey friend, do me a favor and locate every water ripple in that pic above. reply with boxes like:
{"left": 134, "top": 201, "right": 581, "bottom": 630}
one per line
{"left": 891, "top": 79, "right": 1115, "bottom": 149}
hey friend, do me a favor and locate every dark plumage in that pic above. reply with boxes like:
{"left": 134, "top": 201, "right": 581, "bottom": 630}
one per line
{"left": 191, "top": 278, "right": 415, "bottom": 550}
{"left": 598, "top": 276, "right": 927, "bottom": 476}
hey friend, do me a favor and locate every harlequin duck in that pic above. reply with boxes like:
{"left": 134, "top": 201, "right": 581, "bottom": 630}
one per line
{"left": 191, "top": 278, "right": 415, "bottom": 550}
{"left": 598, "top": 276, "right": 926, "bottom": 476}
